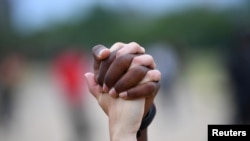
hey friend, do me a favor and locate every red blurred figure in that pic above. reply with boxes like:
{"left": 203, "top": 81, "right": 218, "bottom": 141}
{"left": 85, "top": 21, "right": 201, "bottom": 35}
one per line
{"left": 51, "top": 48, "right": 90, "bottom": 141}
{"left": 53, "top": 48, "right": 88, "bottom": 106}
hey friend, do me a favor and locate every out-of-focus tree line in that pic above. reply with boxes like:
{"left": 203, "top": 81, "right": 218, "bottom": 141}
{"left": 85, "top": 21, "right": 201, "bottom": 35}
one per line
{"left": 0, "top": 3, "right": 250, "bottom": 60}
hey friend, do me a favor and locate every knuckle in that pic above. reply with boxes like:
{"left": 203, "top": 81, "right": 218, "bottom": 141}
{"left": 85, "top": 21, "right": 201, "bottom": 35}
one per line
{"left": 148, "top": 69, "right": 161, "bottom": 81}
{"left": 133, "top": 66, "right": 148, "bottom": 76}
{"left": 145, "top": 54, "right": 153, "bottom": 61}
{"left": 147, "top": 71, "right": 155, "bottom": 81}
{"left": 134, "top": 54, "right": 153, "bottom": 62}
{"left": 146, "top": 82, "right": 157, "bottom": 96}
{"left": 116, "top": 50, "right": 123, "bottom": 57}
{"left": 116, "top": 55, "right": 126, "bottom": 64}
{"left": 132, "top": 56, "right": 142, "bottom": 64}
{"left": 92, "top": 44, "right": 104, "bottom": 55}
{"left": 128, "top": 42, "right": 140, "bottom": 47}
{"left": 112, "top": 42, "right": 124, "bottom": 48}
{"left": 116, "top": 54, "right": 133, "bottom": 66}
{"left": 92, "top": 44, "right": 104, "bottom": 51}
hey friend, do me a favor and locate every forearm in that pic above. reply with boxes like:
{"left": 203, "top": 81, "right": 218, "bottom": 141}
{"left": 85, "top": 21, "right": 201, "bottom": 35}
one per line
{"left": 109, "top": 124, "right": 148, "bottom": 141}
{"left": 137, "top": 129, "right": 148, "bottom": 141}
{"left": 137, "top": 104, "right": 156, "bottom": 141}
{"left": 109, "top": 119, "right": 137, "bottom": 141}
{"left": 107, "top": 98, "right": 145, "bottom": 141}
{"left": 110, "top": 132, "right": 137, "bottom": 141}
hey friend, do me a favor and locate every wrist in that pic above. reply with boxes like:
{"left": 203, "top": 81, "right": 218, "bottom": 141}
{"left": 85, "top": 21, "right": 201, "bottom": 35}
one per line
{"left": 110, "top": 132, "right": 137, "bottom": 141}
{"left": 109, "top": 114, "right": 139, "bottom": 141}
{"left": 109, "top": 118, "right": 138, "bottom": 141}
{"left": 108, "top": 98, "right": 145, "bottom": 141}
{"left": 137, "top": 128, "right": 148, "bottom": 141}
{"left": 137, "top": 104, "right": 156, "bottom": 138}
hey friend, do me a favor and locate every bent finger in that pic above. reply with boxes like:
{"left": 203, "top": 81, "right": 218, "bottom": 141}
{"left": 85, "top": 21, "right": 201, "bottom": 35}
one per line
{"left": 110, "top": 42, "right": 126, "bottom": 52}
{"left": 97, "top": 51, "right": 117, "bottom": 86}
{"left": 84, "top": 72, "right": 102, "bottom": 98}
{"left": 109, "top": 66, "right": 150, "bottom": 97}
{"left": 139, "top": 69, "right": 161, "bottom": 84}
{"left": 92, "top": 44, "right": 110, "bottom": 75}
{"left": 103, "top": 54, "right": 136, "bottom": 92}
{"left": 130, "top": 54, "right": 156, "bottom": 70}
{"left": 116, "top": 42, "right": 145, "bottom": 57}
{"left": 119, "top": 82, "right": 160, "bottom": 99}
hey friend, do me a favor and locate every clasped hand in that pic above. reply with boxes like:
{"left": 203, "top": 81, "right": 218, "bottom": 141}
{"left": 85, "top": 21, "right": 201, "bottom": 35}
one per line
{"left": 85, "top": 42, "right": 161, "bottom": 141}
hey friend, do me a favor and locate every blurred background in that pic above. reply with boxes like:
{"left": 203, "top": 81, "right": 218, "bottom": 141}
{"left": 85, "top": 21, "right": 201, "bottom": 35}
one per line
{"left": 0, "top": 0, "right": 250, "bottom": 141}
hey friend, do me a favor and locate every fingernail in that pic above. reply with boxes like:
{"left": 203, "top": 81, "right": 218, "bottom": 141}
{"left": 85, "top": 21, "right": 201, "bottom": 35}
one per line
{"left": 141, "top": 47, "right": 145, "bottom": 53}
{"left": 84, "top": 73, "right": 88, "bottom": 78}
{"left": 119, "top": 91, "right": 127, "bottom": 98}
{"left": 103, "top": 83, "right": 109, "bottom": 93}
{"left": 109, "top": 88, "right": 117, "bottom": 97}
{"left": 98, "top": 49, "right": 104, "bottom": 58}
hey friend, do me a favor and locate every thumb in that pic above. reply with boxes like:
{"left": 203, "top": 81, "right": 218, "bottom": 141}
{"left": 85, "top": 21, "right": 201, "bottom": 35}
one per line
{"left": 92, "top": 45, "right": 110, "bottom": 75}
{"left": 84, "top": 72, "right": 102, "bottom": 98}
{"left": 92, "top": 44, "right": 110, "bottom": 60}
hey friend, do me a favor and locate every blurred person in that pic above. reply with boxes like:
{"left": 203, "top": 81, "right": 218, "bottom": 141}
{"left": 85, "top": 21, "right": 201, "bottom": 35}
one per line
{"left": 227, "top": 30, "right": 250, "bottom": 124}
{"left": 0, "top": 53, "right": 23, "bottom": 129}
{"left": 147, "top": 42, "right": 181, "bottom": 107}
{"left": 51, "top": 48, "right": 90, "bottom": 141}
{"left": 85, "top": 42, "right": 161, "bottom": 141}
{"left": 147, "top": 42, "right": 180, "bottom": 93}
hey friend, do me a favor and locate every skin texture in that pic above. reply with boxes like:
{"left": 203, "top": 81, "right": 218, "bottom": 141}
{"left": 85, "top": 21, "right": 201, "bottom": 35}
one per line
{"left": 85, "top": 42, "right": 161, "bottom": 141}
{"left": 92, "top": 43, "right": 161, "bottom": 115}
{"left": 85, "top": 72, "right": 144, "bottom": 141}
